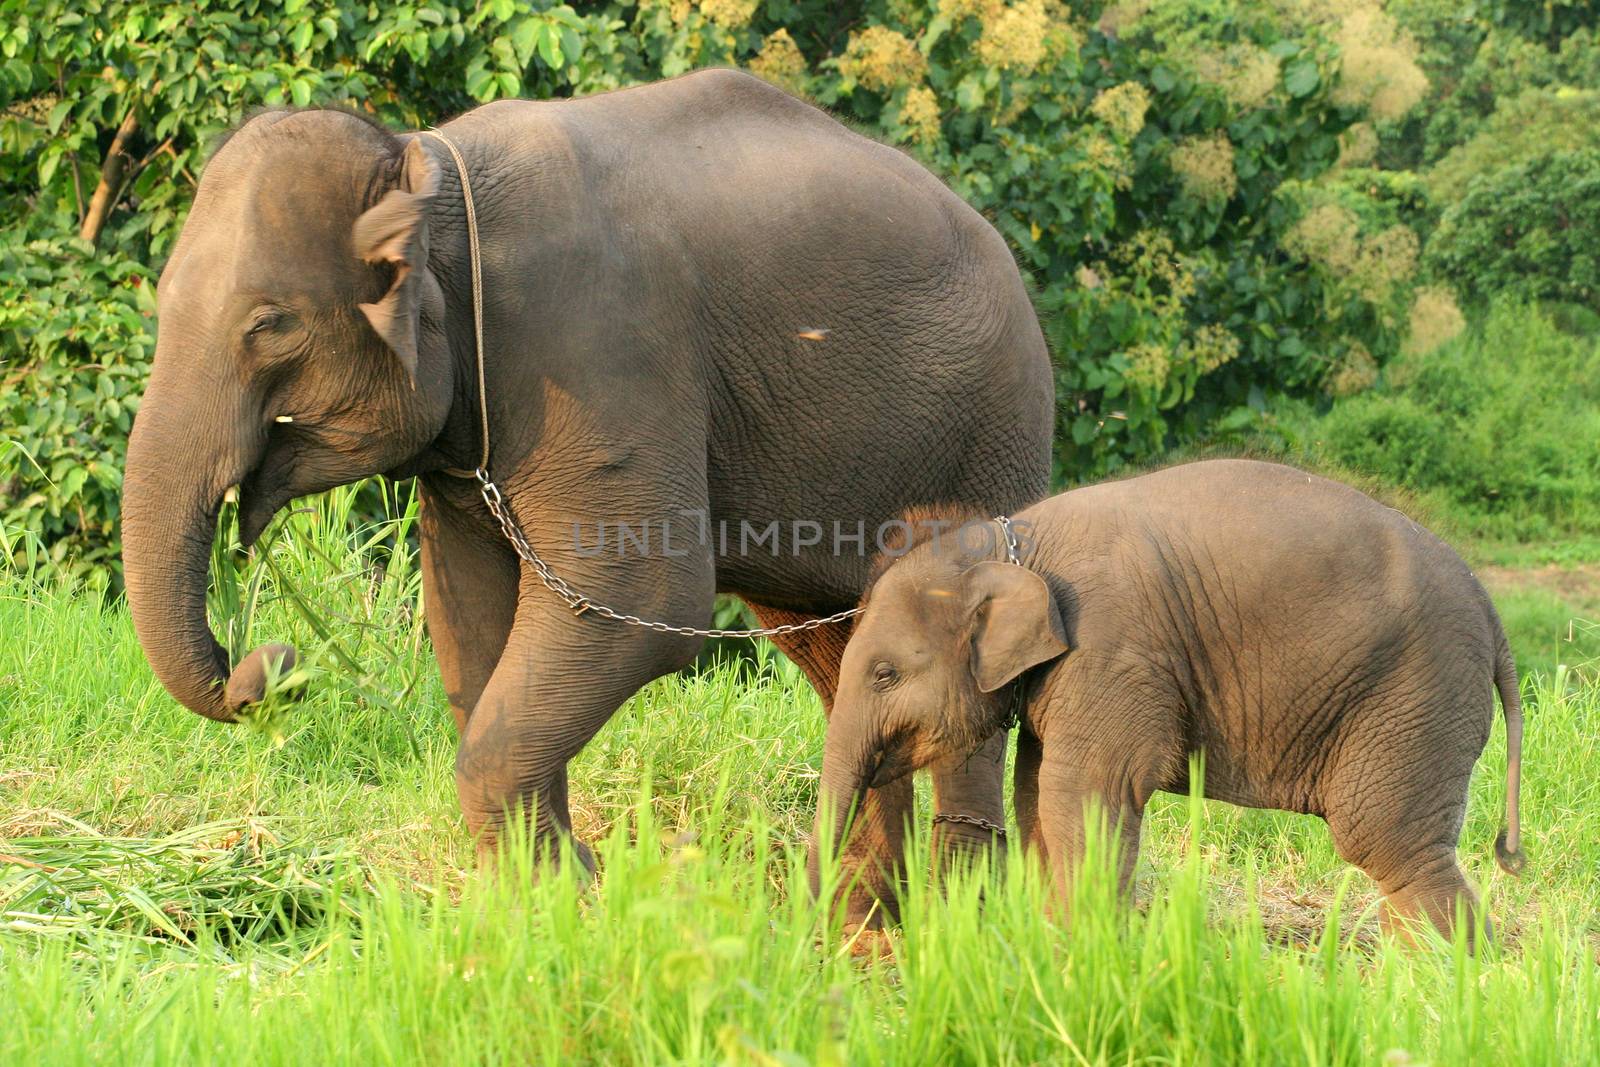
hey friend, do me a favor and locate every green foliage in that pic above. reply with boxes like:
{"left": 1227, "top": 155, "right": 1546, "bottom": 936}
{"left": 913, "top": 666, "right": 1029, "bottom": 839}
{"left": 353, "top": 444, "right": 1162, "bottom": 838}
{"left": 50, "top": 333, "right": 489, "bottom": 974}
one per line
{"left": 1426, "top": 150, "right": 1600, "bottom": 309}
{"left": 1374, "top": 8, "right": 1600, "bottom": 323}
{"left": 1427, "top": 88, "right": 1600, "bottom": 206}
{"left": 1383, "top": 10, "right": 1600, "bottom": 170}
{"left": 1277, "top": 302, "right": 1600, "bottom": 543}
{"left": 2, "top": 1, "right": 1595, "bottom": 573}
{"left": 0, "top": 0, "right": 644, "bottom": 254}
{"left": 0, "top": 236, "right": 155, "bottom": 579}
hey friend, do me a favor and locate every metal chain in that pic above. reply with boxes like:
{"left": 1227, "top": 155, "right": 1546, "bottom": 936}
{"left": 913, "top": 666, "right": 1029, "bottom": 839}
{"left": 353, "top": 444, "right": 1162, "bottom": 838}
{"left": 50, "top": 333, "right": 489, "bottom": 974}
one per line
{"left": 475, "top": 469, "right": 864, "bottom": 638}
{"left": 930, "top": 812, "right": 1008, "bottom": 837}
{"left": 421, "top": 129, "right": 490, "bottom": 474}
{"left": 995, "top": 513, "right": 1022, "bottom": 565}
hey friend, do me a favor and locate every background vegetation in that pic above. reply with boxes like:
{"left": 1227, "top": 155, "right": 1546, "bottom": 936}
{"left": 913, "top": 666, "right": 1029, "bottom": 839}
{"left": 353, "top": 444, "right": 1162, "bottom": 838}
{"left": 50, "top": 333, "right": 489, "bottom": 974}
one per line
{"left": 5, "top": 0, "right": 1600, "bottom": 574}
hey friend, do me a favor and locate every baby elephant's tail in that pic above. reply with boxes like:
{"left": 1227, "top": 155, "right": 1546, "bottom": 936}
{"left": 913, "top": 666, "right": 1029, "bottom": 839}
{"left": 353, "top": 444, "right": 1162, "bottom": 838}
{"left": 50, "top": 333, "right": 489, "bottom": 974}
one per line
{"left": 1492, "top": 627, "right": 1526, "bottom": 876}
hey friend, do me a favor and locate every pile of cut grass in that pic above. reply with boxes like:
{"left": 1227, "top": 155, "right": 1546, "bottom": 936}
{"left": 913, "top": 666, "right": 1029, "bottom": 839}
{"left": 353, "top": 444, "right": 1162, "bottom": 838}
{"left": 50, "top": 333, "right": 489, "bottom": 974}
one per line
{"left": 1, "top": 816, "right": 367, "bottom": 954}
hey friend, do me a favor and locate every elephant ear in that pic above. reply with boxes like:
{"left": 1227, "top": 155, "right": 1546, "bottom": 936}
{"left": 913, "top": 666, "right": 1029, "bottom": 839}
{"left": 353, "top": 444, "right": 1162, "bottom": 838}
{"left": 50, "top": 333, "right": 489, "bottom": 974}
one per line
{"left": 353, "top": 138, "right": 439, "bottom": 382}
{"left": 962, "top": 560, "right": 1070, "bottom": 693}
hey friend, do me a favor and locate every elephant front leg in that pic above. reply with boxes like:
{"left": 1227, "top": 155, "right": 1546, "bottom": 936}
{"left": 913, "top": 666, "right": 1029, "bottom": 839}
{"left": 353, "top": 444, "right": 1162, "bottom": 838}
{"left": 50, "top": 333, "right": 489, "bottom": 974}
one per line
{"left": 812, "top": 775, "right": 913, "bottom": 929}
{"left": 418, "top": 482, "right": 520, "bottom": 732}
{"left": 930, "top": 732, "right": 1011, "bottom": 873}
{"left": 1036, "top": 751, "right": 1145, "bottom": 913}
{"left": 454, "top": 588, "right": 700, "bottom": 871}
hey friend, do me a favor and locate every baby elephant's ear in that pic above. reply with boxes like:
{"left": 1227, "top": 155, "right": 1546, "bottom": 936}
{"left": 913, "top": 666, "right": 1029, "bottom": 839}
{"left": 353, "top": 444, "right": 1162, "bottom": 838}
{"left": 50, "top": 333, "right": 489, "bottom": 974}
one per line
{"left": 963, "top": 561, "right": 1070, "bottom": 693}
{"left": 353, "top": 138, "right": 440, "bottom": 382}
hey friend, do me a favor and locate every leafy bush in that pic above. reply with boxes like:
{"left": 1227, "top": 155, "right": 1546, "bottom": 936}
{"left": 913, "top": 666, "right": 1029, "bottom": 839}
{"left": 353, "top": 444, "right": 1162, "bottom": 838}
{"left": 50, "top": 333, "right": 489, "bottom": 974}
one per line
{"left": 1426, "top": 88, "right": 1600, "bottom": 206}
{"left": 1425, "top": 149, "right": 1600, "bottom": 309}
{"left": 0, "top": 0, "right": 1572, "bottom": 571}
{"left": 1382, "top": 7, "right": 1600, "bottom": 170}
{"left": 1375, "top": 9, "right": 1600, "bottom": 321}
{"left": 1278, "top": 302, "right": 1600, "bottom": 542}
{"left": 0, "top": 237, "right": 156, "bottom": 579}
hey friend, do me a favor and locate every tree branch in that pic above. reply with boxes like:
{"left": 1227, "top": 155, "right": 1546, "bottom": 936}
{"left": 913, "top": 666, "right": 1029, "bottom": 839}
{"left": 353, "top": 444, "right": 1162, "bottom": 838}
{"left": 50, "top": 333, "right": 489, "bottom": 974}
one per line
{"left": 121, "top": 135, "right": 174, "bottom": 192}
{"left": 78, "top": 105, "right": 140, "bottom": 246}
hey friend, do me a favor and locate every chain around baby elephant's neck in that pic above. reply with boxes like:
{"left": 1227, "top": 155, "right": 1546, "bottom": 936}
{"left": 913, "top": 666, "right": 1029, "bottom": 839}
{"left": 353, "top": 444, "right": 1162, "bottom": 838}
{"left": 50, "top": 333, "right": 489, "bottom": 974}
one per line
{"left": 994, "top": 514, "right": 1022, "bottom": 566}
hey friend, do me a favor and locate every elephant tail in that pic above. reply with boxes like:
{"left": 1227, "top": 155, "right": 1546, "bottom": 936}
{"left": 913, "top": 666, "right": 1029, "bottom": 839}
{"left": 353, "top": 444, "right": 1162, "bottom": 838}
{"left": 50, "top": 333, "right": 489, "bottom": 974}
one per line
{"left": 1491, "top": 625, "right": 1526, "bottom": 876}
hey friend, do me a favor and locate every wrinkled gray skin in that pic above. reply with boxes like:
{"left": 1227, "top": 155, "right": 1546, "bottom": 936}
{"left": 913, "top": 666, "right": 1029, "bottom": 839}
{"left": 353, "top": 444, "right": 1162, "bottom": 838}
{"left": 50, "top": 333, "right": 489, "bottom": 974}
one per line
{"left": 121, "top": 70, "right": 1052, "bottom": 918}
{"left": 818, "top": 460, "right": 1526, "bottom": 942}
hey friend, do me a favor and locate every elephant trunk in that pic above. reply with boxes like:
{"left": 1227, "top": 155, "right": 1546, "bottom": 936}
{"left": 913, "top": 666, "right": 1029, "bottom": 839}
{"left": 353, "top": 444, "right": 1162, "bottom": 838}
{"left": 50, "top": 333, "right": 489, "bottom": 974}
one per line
{"left": 122, "top": 384, "right": 282, "bottom": 723}
{"left": 122, "top": 431, "right": 234, "bottom": 721}
{"left": 808, "top": 719, "right": 879, "bottom": 894}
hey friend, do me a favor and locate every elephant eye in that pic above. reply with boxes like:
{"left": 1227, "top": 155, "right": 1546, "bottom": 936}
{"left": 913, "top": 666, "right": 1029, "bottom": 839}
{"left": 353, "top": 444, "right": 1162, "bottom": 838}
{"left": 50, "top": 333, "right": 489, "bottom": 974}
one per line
{"left": 872, "top": 663, "right": 898, "bottom": 691}
{"left": 246, "top": 310, "right": 282, "bottom": 337}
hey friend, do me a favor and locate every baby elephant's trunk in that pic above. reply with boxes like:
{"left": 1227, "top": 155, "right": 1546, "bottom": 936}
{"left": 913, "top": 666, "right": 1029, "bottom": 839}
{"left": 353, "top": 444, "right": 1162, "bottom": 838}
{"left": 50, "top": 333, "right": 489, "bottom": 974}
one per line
{"left": 1492, "top": 632, "right": 1526, "bottom": 876}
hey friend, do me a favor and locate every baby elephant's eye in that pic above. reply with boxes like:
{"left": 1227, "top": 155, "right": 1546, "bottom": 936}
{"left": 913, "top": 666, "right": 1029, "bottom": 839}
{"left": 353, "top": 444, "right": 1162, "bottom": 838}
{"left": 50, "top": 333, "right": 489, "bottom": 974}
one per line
{"left": 872, "top": 663, "right": 898, "bottom": 691}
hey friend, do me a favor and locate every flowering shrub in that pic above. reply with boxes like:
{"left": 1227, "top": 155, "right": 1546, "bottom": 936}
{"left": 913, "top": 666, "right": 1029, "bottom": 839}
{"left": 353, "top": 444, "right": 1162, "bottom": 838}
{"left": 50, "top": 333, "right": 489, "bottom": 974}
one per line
{"left": 825, "top": 0, "right": 1446, "bottom": 473}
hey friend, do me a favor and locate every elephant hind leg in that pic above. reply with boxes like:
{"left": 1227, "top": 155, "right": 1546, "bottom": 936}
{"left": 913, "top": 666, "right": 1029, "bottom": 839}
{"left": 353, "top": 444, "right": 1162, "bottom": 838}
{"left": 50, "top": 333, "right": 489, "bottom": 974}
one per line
{"left": 1320, "top": 683, "right": 1490, "bottom": 946}
{"left": 1324, "top": 798, "right": 1485, "bottom": 946}
{"left": 1373, "top": 848, "right": 1486, "bottom": 947}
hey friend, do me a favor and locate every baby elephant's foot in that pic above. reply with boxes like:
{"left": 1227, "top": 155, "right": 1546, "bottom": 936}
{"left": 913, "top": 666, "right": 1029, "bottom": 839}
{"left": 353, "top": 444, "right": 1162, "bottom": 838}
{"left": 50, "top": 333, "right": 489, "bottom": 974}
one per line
{"left": 1376, "top": 851, "right": 1490, "bottom": 949}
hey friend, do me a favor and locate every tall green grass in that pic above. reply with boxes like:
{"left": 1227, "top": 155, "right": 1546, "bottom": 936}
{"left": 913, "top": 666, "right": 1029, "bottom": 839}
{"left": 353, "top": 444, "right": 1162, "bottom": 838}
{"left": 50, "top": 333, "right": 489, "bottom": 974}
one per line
{"left": 1, "top": 485, "right": 1596, "bottom": 1064}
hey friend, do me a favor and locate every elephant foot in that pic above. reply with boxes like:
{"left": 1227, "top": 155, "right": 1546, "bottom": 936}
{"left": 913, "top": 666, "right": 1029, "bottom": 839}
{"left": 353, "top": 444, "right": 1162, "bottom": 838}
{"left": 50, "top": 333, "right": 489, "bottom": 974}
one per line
{"left": 475, "top": 821, "right": 598, "bottom": 884}
{"left": 841, "top": 922, "right": 898, "bottom": 961}
{"left": 841, "top": 883, "right": 900, "bottom": 930}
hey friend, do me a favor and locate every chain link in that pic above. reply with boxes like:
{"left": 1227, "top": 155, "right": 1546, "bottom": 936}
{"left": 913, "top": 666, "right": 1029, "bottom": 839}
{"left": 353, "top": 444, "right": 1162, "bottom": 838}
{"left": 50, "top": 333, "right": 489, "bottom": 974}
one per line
{"left": 930, "top": 812, "right": 1008, "bottom": 837}
{"left": 994, "top": 513, "right": 1022, "bottom": 566}
{"left": 476, "top": 469, "right": 864, "bottom": 639}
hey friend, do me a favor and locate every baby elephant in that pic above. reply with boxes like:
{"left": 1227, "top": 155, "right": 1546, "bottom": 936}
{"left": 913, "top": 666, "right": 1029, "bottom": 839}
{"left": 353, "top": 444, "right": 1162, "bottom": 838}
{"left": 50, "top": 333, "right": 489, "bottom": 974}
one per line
{"left": 816, "top": 459, "right": 1525, "bottom": 941}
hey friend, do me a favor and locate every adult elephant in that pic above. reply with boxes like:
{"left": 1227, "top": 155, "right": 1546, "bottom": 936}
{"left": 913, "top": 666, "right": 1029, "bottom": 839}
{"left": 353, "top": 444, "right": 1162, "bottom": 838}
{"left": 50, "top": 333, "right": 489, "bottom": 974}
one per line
{"left": 122, "top": 69, "right": 1053, "bottom": 922}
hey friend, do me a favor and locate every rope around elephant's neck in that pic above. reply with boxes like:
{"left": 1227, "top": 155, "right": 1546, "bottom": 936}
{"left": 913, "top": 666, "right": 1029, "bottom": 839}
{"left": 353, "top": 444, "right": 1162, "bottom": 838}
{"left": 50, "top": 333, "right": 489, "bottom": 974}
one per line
{"left": 422, "top": 129, "right": 490, "bottom": 477}
{"left": 416, "top": 127, "right": 1014, "bottom": 641}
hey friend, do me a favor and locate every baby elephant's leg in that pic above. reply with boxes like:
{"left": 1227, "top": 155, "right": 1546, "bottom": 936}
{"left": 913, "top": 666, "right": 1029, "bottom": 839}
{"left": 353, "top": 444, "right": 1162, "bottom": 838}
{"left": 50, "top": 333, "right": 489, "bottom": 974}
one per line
{"left": 1036, "top": 750, "right": 1146, "bottom": 910}
{"left": 1375, "top": 848, "right": 1485, "bottom": 945}
{"left": 1322, "top": 711, "right": 1488, "bottom": 946}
